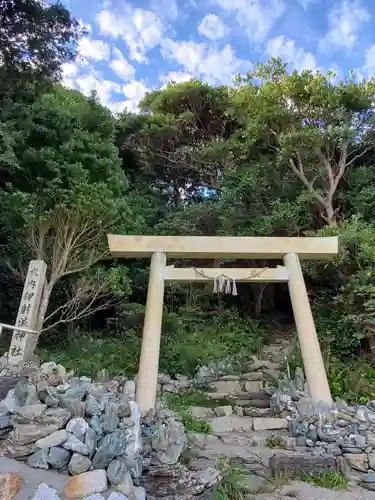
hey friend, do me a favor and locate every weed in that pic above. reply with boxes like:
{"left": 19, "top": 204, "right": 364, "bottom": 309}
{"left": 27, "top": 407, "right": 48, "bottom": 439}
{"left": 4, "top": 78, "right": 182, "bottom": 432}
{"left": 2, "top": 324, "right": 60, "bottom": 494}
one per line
{"left": 212, "top": 460, "right": 248, "bottom": 500}
{"left": 180, "top": 410, "right": 212, "bottom": 434}
{"left": 270, "top": 468, "right": 294, "bottom": 489}
{"left": 164, "top": 392, "right": 212, "bottom": 433}
{"left": 299, "top": 471, "right": 348, "bottom": 490}
{"left": 265, "top": 435, "right": 286, "bottom": 449}
{"left": 179, "top": 447, "right": 197, "bottom": 466}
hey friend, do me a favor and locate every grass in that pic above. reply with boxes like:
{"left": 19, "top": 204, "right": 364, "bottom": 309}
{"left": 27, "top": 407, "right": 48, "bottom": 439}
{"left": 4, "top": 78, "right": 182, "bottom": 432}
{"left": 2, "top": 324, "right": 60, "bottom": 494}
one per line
{"left": 265, "top": 435, "right": 286, "bottom": 449}
{"left": 212, "top": 460, "right": 248, "bottom": 500}
{"left": 164, "top": 391, "right": 212, "bottom": 434}
{"left": 298, "top": 471, "right": 348, "bottom": 490}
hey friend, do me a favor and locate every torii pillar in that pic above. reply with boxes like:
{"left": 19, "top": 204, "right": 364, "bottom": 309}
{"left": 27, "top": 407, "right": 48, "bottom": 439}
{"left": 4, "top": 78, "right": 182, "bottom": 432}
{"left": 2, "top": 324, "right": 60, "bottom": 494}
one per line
{"left": 108, "top": 235, "right": 339, "bottom": 413}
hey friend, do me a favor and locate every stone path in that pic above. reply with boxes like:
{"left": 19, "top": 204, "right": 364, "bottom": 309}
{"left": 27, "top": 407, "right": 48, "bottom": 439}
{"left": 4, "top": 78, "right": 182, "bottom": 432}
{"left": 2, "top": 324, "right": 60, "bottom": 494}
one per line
{"left": 259, "top": 481, "right": 375, "bottom": 500}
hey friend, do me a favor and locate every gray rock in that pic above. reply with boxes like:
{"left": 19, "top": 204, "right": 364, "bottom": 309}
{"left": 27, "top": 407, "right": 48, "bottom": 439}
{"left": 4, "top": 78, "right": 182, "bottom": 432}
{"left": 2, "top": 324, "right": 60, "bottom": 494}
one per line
{"left": 25, "top": 384, "right": 40, "bottom": 405}
{"left": 88, "top": 383, "right": 107, "bottom": 400}
{"left": 134, "top": 486, "right": 146, "bottom": 500}
{"left": 85, "top": 395, "right": 102, "bottom": 417}
{"left": 69, "top": 452, "right": 92, "bottom": 475}
{"left": 343, "top": 453, "right": 368, "bottom": 472}
{"left": 91, "top": 415, "right": 103, "bottom": 437}
{"left": 0, "top": 375, "right": 19, "bottom": 401}
{"left": 65, "top": 382, "right": 88, "bottom": 400}
{"left": 44, "top": 395, "right": 59, "bottom": 408}
{"left": 40, "top": 407, "right": 71, "bottom": 428}
{"left": 354, "top": 434, "right": 367, "bottom": 447}
{"left": 96, "top": 369, "right": 110, "bottom": 382}
{"left": 29, "top": 482, "right": 60, "bottom": 500}
{"left": 368, "top": 453, "right": 375, "bottom": 470}
{"left": 122, "top": 454, "right": 143, "bottom": 478}
{"left": 118, "top": 401, "right": 131, "bottom": 418}
{"left": 14, "top": 379, "right": 29, "bottom": 406}
{"left": 57, "top": 395, "right": 85, "bottom": 417}
{"left": 47, "top": 446, "right": 71, "bottom": 468}
{"left": 37, "top": 380, "right": 54, "bottom": 402}
{"left": 123, "top": 381, "right": 136, "bottom": 401}
{"left": 40, "top": 361, "right": 57, "bottom": 375}
{"left": 9, "top": 423, "right": 60, "bottom": 445}
{"left": 13, "top": 404, "right": 47, "bottom": 423}
{"left": 102, "top": 401, "right": 119, "bottom": 434}
{"left": 85, "top": 426, "right": 97, "bottom": 458}
{"left": 152, "top": 420, "right": 186, "bottom": 465}
{"left": 7, "top": 441, "right": 37, "bottom": 458}
{"left": 107, "top": 460, "right": 135, "bottom": 499}
{"left": 27, "top": 449, "right": 49, "bottom": 469}
{"left": 81, "top": 496, "right": 105, "bottom": 500}
{"left": 108, "top": 494, "right": 128, "bottom": 500}
{"left": 36, "top": 430, "right": 68, "bottom": 448}
{"left": 66, "top": 417, "right": 89, "bottom": 440}
{"left": 214, "top": 406, "right": 232, "bottom": 417}
{"left": 269, "top": 452, "right": 338, "bottom": 475}
{"left": 5, "top": 389, "right": 21, "bottom": 412}
{"left": 237, "top": 474, "right": 273, "bottom": 494}
{"left": 158, "top": 374, "right": 172, "bottom": 385}
{"left": 62, "top": 433, "right": 90, "bottom": 455}
{"left": 92, "top": 428, "right": 131, "bottom": 469}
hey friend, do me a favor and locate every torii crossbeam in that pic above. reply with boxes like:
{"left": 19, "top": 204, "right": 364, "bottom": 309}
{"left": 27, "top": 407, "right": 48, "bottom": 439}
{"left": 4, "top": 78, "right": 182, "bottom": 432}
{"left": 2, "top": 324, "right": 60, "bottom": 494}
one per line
{"left": 108, "top": 235, "right": 340, "bottom": 413}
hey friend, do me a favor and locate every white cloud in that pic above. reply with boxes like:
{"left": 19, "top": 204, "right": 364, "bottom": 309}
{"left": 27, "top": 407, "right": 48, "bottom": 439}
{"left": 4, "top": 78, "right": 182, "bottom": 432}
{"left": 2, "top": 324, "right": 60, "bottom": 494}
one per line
{"left": 122, "top": 80, "right": 151, "bottom": 112}
{"left": 109, "top": 48, "right": 135, "bottom": 81}
{"left": 198, "top": 14, "right": 227, "bottom": 40}
{"left": 266, "top": 36, "right": 317, "bottom": 72}
{"left": 320, "top": 0, "right": 369, "bottom": 53}
{"left": 159, "top": 71, "right": 194, "bottom": 84}
{"left": 362, "top": 44, "right": 375, "bottom": 77}
{"left": 77, "top": 36, "right": 110, "bottom": 61}
{"left": 150, "top": 0, "right": 178, "bottom": 20}
{"left": 161, "top": 39, "right": 247, "bottom": 84}
{"left": 211, "top": 0, "right": 285, "bottom": 42}
{"left": 96, "top": 7, "right": 164, "bottom": 63}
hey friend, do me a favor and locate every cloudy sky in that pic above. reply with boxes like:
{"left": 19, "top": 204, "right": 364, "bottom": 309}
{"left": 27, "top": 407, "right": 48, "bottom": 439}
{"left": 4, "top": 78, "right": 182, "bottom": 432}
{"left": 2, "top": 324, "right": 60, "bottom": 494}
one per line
{"left": 62, "top": 0, "right": 375, "bottom": 113}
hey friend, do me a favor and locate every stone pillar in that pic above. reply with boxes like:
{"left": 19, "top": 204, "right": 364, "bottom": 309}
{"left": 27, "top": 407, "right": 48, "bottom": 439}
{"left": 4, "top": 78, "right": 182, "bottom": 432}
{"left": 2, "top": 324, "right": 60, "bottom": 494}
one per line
{"left": 283, "top": 253, "right": 332, "bottom": 404}
{"left": 136, "top": 251, "right": 166, "bottom": 413}
{"left": 8, "top": 260, "right": 47, "bottom": 364}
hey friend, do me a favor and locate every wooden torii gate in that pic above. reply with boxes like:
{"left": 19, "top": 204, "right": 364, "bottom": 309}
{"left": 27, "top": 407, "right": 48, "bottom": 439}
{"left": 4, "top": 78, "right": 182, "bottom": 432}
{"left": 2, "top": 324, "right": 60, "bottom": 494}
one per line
{"left": 107, "top": 235, "right": 340, "bottom": 413}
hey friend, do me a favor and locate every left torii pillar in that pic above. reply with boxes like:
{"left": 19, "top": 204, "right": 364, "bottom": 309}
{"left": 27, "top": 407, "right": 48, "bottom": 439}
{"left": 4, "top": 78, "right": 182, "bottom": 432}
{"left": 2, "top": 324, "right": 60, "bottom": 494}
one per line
{"left": 8, "top": 260, "right": 47, "bottom": 364}
{"left": 136, "top": 252, "right": 166, "bottom": 414}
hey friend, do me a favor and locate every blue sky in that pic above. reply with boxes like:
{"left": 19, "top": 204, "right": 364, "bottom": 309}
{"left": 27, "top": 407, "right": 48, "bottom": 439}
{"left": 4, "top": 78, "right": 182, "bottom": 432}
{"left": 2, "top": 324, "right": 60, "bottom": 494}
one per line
{"left": 61, "top": 0, "right": 375, "bottom": 113}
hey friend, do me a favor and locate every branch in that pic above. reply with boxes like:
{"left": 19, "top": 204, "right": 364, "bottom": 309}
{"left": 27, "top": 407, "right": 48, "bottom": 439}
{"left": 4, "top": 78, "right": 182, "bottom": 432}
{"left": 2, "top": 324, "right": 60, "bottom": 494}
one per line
{"left": 288, "top": 158, "right": 325, "bottom": 206}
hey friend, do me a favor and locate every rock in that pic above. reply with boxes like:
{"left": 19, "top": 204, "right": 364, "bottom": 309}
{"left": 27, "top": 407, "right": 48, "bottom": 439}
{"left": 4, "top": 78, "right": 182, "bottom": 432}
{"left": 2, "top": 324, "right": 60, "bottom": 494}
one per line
{"left": 122, "top": 454, "right": 143, "bottom": 479}
{"left": 27, "top": 449, "right": 49, "bottom": 469}
{"left": 56, "top": 383, "right": 70, "bottom": 393}
{"left": 244, "top": 381, "right": 263, "bottom": 392}
{"left": 85, "top": 395, "right": 102, "bottom": 417}
{"left": 69, "top": 453, "right": 92, "bottom": 475}
{"left": 219, "top": 375, "right": 240, "bottom": 381}
{"left": 44, "top": 395, "right": 59, "bottom": 408}
{"left": 123, "top": 381, "right": 136, "bottom": 401}
{"left": 102, "top": 401, "right": 119, "bottom": 434}
{"left": 107, "top": 460, "right": 135, "bottom": 499}
{"left": 7, "top": 442, "right": 37, "bottom": 459}
{"left": 0, "top": 376, "right": 19, "bottom": 400}
{"left": 96, "top": 369, "right": 110, "bottom": 382}
{"left": 64, "top": 470, "right": 108, "bottom": 499}
{"left": 243, "top": 407, "right": 271, "bottom": 417}
{"left": 209, "top": 416, "right": 254, "bottom": 435}
{"left": 0, "top": 473, "right": 21, "bottom": 500}
{"left": 36, "top": 430, "right": 68, "bottom": 449}
{"left": 354, "top": 434, "right": 367, "bottom": 447}
{"left": 92, "top": 428, "right": 130, "bottom": 468}
{"left": 40, "top": 407, "right": 71, "bottom": 428}
{"left": 40, "top": 361, "right": 57, "bottom": 376}
{"left": 37, "top": 380, "right": 54, "bottom": 403}
{"left": 211, "top": 380, "right": 241, "bottom": 395}
{"left": 108, "top": 494, "right": 128, "bottom": 500}
{"left": 13, "top": 404, "right": 47, "bottom": 423}
{"left": 141, "top": 463, "right": 210, "bottom": 497}
{"left": 25, "top": 384, "right": 40, "bottom": 405}
{"left": 57, "top": 395, "right": 85, "bottom": 417}
{"left": 238, "top": 474, "right": 273, "bottom": 494}
{"left": 47, "top": 446, "right": 71, "bottom": 468}
{"left": 66, "top": 417, "right": 89, "bottom": 440}
{"left": 62, "top": 433, "right": 90, "bottom": 455}
{"left": 0, "top": 412, "right": 11, "bottom": 430}
{"left": 118, "top": 401, "right": 131, "bottom": 418}
{"left": 189, "top": 407, "right": 212, "bottom": 419}
{"left": 85, "top": 427, "right": 97, "bottom": 458}
{"left": 90, "top": 416, "right": 103, "bottom": 437}
{"left": 214, "top": 406, "right": 232, "bottom": 417}
{"left": 253, "top": 418, "right": 288, "bottom": 431}
{"left": 134, "top": 487, "right": 146, "bottom": 500}
{"left": 368, "top": 453, "right": 375, "bottom": 470}
{"left": 343, "top": 453, "right": 369, "bottom": 472}
{"left": 5, "top": 390, "right": 21, "bottom": 413}
{"left": 13, "top": 379, "right": 28, "bottom": 406}
{"left": 158, "top": 374, "right": 172, "bottom": 385}
{"left": 88, "top": 383, "right": 107, "bottom": 400}
{"left": 65, "top": 383, "right": 88, "bottom": 400}
{"left": 9, "top": 423, "right": 60, "bottom": 445}
{"left": 269, "top": 452, "right": 338, "bottom": 475}
{"left": 241, "top": 373, "right": 263, "bottom": 381}
{"left": 80, "top": 496, "right": 105, "bottom": 500}
{"left": 29, "top": 483, "right": 60, "bottom": 500}
{"left": 152, "top": 419, "right": 186, "bottom": 464}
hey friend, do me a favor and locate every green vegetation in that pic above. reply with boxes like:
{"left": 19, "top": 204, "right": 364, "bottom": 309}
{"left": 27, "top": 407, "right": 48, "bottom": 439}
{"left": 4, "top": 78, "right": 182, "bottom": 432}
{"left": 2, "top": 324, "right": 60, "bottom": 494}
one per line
{"left": 212, "top": 461, "right": 248, "bottom": 500}
{"left": 1, "top": 4, "right": 375, "bottom": 394}
{"left": 265, "top": 435, "right": 286, "bottom": 449}
{"left": 164, "top": 392, "right": 212, "bottom": 434}
{"left": 299, "top": 471, "right": 348, "bottom": 490}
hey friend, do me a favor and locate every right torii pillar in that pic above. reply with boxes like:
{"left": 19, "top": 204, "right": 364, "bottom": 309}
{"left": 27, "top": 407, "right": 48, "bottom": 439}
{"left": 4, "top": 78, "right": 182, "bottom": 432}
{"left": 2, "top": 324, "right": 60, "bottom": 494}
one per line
{"left": 284, "top": 253, "right": 332, "bottom": 405}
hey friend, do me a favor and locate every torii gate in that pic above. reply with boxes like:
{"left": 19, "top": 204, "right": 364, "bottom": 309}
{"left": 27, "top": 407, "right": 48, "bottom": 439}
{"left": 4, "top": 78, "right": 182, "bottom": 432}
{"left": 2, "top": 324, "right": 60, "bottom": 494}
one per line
{"left": 107, "top": 235, "right": 340, "bottom": 413}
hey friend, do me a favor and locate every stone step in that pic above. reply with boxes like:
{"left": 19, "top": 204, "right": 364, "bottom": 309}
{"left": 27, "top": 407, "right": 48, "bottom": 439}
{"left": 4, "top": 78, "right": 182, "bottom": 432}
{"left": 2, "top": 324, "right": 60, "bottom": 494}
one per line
{"left": 206, "top": 416, "right": 288, "bottom": 435}
{"left": 188, "top": 430, "right": 295, "bottom": 451}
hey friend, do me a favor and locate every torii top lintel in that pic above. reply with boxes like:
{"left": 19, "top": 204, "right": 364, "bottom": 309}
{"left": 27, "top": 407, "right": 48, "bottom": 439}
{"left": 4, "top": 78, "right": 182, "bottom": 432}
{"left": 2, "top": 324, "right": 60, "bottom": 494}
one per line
{"left": 107, "top": 235, "right": 340, "bottom": 261}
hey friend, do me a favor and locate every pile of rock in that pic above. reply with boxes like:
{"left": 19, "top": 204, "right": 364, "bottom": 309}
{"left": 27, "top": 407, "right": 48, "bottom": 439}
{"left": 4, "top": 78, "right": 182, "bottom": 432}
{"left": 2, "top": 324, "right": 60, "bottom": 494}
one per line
{"left": 0, "top": 356, "right": 220, "bottom": 499}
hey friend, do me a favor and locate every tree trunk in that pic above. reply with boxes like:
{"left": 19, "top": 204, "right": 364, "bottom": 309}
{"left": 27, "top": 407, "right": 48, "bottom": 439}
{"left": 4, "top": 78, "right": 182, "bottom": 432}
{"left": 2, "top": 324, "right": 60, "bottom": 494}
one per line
{"left": 27, "top": 281, "right": 53, "bottom": 357}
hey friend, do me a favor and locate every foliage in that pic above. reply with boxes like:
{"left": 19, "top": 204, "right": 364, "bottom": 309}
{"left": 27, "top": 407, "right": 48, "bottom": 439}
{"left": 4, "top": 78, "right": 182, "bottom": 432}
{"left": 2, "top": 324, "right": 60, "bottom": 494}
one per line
{"left": 212, "top": 460, "right": 248, "bottom": 500}
{"left": 299, "top": 471, "right": 348, "bottom": 490}
{"left": 265, "top": 435, "right": 286, "bottom": 449}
